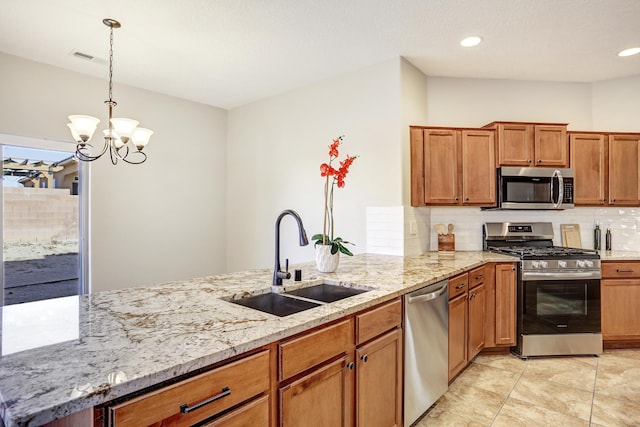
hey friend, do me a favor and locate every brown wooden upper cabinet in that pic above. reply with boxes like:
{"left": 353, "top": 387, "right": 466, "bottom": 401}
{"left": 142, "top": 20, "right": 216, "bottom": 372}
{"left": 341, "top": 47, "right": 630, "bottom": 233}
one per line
{"left": 569, "top": 132, "right": 607, "bottom": 205}
{"left": 410, "top": 127, "right": 495, "bottom": 206}
{"left": 570, "top": 132, "right": 640, "bottom": 206}
{"left": 483, "top": 122, "right": 568, "bottom": 167}
{"left": 608, "top": 134, "right": 640, "bottom": 206}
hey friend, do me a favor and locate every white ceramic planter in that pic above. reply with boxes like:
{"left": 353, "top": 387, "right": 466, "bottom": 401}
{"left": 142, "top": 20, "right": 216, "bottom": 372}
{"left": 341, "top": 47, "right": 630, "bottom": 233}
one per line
{"left": 315, "top": 244, "right": 339, "bottom": 273}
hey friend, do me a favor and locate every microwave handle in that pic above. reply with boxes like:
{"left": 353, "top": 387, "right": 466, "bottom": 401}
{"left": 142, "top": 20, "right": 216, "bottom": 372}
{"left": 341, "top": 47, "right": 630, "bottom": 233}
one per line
{"left": 552, "top": 169, "right": 563, "bottom": 209}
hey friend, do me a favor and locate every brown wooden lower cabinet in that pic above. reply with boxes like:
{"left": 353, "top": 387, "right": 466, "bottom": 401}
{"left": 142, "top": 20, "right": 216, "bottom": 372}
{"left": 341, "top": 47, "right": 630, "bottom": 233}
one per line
{"left": 448, "top": 291, "right": 468, "bottom": 380}
{"left": 448, "top": 266, "right": 488, "bottom": 381}
{"left": 601, "top": 261, "right": 640, "bottom": 342}
{"left": 467, "top": 282, "right": 486, "bottom": 359}
{"left": 279, "top": 298, "right": 402, "bottom": 427}
{"left": 356, "top": 329, "right": 402, "bottom": 427}
{"left": 494, "top": 263, "right": 517, "bottom": 346}
{"left": 279, "top": 356, "right": 352, "bottom": 427}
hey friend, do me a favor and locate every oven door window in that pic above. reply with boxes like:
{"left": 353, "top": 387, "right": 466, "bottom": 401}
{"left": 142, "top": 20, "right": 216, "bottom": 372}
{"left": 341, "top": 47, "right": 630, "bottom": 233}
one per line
{"left": 522, "top": 279, "right": 600, "bottom": 334}
{"left": 503, "top": 177, "right": 554, "bottom": 203}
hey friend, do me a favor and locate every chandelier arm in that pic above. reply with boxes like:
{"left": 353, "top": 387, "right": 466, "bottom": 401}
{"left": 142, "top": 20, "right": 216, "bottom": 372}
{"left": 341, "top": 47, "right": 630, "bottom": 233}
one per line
{"left": 109, "top": 144, "right": 120, "bottom": 165}
{"left": 120, "top": 151, "right": 147, "bottom": 165}
{"left": 76, "top": 138, "right": 110, "bottom": 161}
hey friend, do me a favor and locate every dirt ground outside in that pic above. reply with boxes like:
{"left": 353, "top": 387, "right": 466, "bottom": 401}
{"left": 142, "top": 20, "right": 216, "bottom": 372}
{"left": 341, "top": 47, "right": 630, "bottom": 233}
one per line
{"left": 3, "top": 241, "right": 79, "bottom": 305}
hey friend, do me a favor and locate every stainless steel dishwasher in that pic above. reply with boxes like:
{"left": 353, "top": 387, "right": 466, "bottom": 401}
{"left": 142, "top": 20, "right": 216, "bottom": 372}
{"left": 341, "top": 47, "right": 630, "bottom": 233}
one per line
{"left": 404, "top": 279, "right": 448, "bottom": 427}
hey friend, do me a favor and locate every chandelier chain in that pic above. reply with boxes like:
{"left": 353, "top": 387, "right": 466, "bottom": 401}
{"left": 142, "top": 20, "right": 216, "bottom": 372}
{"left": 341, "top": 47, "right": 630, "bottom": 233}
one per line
{"left": 108, "top": 25, "right": 114, "bottom": 103}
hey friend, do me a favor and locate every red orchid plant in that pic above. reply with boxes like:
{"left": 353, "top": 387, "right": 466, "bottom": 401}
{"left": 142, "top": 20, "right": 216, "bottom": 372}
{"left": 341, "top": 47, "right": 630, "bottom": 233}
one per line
{"left": 312, "top": 135, "right": 358, "bottom": 256}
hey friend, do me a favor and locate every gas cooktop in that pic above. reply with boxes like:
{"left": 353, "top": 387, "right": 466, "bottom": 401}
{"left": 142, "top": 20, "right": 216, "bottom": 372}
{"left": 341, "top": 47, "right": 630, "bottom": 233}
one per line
{"left": 483, "top": 222, "right": 600, "bottom": 260}
{"left": 487, "top": 245, "right": 600, "bottom": 260}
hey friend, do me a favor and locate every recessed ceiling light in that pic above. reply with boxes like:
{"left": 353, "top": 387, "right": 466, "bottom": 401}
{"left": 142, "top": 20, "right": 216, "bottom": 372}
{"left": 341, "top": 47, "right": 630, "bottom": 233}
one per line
{"left": 618, "top": 47, "right": 640, "bottom": 57}
{"left": 460, "top": 36, "right": 482, "bottom": 47}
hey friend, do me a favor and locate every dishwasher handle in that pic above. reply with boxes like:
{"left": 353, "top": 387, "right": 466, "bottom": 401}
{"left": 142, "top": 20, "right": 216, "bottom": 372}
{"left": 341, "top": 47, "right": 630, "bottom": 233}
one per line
{"left": 407, "top": 282, "right": 448, "bottom": 304}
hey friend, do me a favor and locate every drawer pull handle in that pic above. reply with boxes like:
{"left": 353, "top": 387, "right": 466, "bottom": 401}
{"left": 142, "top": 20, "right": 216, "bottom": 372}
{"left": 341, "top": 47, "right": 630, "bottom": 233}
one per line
{"left": 475, "top": 275, "right": 484, "bottom": 280}
{"left": 180, "top": 386, "right": 231, "bottom": 414}
{"left": 456, "top": 283, "right": 466, "bottom": 290}
{"left": 616, "top": 269, "right": 634, "bottom": 273}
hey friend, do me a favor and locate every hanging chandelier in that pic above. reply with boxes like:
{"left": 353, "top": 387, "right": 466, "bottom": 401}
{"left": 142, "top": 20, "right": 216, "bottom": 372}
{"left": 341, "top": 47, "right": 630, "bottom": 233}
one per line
{"left": 67, "top": 18, "right": 152, "bottom": 165}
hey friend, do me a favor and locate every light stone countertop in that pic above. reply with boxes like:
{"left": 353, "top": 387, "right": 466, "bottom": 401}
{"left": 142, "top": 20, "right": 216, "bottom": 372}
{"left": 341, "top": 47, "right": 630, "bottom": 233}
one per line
{"left": 598, "top": 250, "right": 640, "bottom": 261}
{"left": 0, "top": 251, "right": 517, "bottom": 427}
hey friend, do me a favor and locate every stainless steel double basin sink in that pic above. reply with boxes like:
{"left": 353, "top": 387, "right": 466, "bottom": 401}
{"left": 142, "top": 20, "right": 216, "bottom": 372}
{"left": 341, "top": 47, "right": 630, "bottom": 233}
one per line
{"left": 226, "top": 282, "right": 373, "bottom": 317}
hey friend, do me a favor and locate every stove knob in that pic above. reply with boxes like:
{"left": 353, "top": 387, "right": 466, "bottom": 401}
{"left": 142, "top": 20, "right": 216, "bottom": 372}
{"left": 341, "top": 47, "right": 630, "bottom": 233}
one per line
{"left": 558, "top": 261, "right": 567, "bottom": 268}
{"left": 540, "top": 261, "right": 548, "bottom": 268}
{"left": 577, "top": 260, "right": 586, "bottom": 268}
{"left": 585, "top": 260, "right": 594, "bottom": 268}
{"left": 532, "top": 261, "right": 540, "bottom": 268}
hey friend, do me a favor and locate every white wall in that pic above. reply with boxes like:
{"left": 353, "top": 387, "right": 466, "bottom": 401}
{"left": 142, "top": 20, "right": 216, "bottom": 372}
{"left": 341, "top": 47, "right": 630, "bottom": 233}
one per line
{"left": 424, "top": 77, "right": 593, "bottom": 130}
{"left": 226, "top": 59, "right": 404, "bottom": 272}
{"left": 592, "top": 75, "right": 640, "bottom": 132}
{"left": 0, "top": 53, "right": 228, "bottom": 292}
{"left": 401, "top": 58, "right": 429, "bottom": 205}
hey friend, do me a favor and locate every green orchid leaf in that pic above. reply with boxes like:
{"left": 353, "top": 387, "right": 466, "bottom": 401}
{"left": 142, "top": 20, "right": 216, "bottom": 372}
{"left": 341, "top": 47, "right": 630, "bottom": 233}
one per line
{"left": 338, "top": 245, "right": 354, "bottom": 256}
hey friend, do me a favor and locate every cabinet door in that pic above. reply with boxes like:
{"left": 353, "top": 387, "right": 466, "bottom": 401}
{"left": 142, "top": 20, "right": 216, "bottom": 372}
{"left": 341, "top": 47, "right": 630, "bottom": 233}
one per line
{"left": 424, "top": 129, "right": 460, "bottom": 204}
{"left": 467, "top": 283, "right": 486, "bottom": 360}
{"left": 570, "top": 133, "right": 607, "bottom": 205}
{"left": 497, "top": 123, "right": 534, "bottom": 166}
{"left": 204, "top": 395, "right": 270, "bottom": 427}
{"left": 461, "top": 130, "right": 496, "bottom": 205}
{"left": 356, "top": 329, "right": 402, "bottom": 427}
{"left": 448, "top": 293, "right": 468, "bottom": 380}
{"left": 280, "top": 357, "right": 352, "bottom": 427}
{"left": 608, "top": 134, "right": 640, "bottom": 206}
{"left": 495, "top": 264, "right": 517, "bottom": 346}
{"left": 534, "top": 125, "right": 568, "bottom": 167}
{"left": 601, "top": 279, "right": 640, "bottom": 341}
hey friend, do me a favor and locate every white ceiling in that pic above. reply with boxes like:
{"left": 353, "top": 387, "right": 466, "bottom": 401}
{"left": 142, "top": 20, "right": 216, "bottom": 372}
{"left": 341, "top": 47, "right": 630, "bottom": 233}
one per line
{"left": 1, "top": 0, "right": 639, "bottom": 109}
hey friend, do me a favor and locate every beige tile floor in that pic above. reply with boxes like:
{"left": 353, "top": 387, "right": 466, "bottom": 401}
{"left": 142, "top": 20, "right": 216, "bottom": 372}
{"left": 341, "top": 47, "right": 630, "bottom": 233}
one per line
{"left": 418, "top": 349, "right": 640, "bottom": 427}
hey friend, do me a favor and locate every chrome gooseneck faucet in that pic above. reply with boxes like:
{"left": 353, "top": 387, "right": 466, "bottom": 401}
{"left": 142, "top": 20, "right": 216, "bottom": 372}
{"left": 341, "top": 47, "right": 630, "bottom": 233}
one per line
{"left": 273, "top": 209, "right": 309, "bottom": 286}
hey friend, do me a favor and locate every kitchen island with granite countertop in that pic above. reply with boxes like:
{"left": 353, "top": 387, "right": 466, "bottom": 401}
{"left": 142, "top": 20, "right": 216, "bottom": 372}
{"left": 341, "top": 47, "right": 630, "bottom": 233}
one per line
{"left": 0, "top": 251, "right": 517, "bottom": 427}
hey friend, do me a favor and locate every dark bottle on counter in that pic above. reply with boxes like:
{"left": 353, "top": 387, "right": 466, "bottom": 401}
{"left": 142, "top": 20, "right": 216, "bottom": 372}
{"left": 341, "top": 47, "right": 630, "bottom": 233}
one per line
{"left": 594, "top": 223, "right": 601, "bottom": 250}
{"left": 606, "top": 227, "right": 612, "bottom": 251}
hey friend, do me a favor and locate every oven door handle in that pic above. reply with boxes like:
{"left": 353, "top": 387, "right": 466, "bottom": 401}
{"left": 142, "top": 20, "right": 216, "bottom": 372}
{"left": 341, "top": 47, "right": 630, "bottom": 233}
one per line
{"left": 522, "top": 271, "right": 601, "bottom": 281}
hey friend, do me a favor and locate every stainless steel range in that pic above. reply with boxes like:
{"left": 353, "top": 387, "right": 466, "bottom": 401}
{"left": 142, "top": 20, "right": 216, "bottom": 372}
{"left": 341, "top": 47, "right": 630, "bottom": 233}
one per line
{"left": 484, "top": 222, "right": 602, "bottom": 358}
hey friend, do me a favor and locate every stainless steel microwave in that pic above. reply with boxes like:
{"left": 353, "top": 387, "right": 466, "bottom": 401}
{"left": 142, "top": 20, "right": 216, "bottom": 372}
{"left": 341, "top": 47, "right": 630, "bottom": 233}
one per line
{"left": 494, "top": 167, "right": 574, "bottom": 210}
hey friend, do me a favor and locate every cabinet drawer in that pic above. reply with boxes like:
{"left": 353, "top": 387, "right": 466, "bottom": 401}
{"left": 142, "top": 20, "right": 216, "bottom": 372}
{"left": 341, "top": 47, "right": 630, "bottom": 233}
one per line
{"left": 449, "top": 273, "right": 469, "bottom": 299}
{"left": 279, "top": 319, "right": 353, "bottom": 381}
{"left": 356, "top": 298, "right": 401, "bottom": 345}
{"left": 469, "top": 266, "right": 485, "bottom": 289}
{"left": 602, "top": 262, "right": 640, "bottom": 279}
{"left": 110, "top": 350, "right": 270, "bottom": 427}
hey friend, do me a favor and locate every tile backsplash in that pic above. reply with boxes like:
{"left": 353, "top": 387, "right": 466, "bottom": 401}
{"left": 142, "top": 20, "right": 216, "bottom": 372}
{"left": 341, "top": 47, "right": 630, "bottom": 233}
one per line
{"left": 366, "top": 206, "right": 430, "bottom": 256}
{"left": 366, "top": 206, "right": 640, "bottom": 255}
